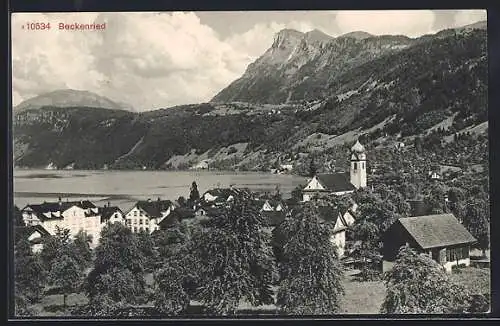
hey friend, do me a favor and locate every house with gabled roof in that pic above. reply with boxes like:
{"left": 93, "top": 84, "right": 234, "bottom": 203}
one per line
{"left": 302, "top": 140, "right": 367, "bottom": 202}
{"left": 98, "top": 204, "right": 125, "bottom": 225}
{"left": 21, "top": 198, "right": 102, "bottom": 247}
{"left": 16, "top": 224, "right": 51, "bottom": 254}
{"left": 317, "top": 205, "right": 356, "bottom": 258}
{"left": 124, "top": 198, "right": 176, "bottom": 234}
{"left": 383, "top": 213, "right": 477, "bottom": 273}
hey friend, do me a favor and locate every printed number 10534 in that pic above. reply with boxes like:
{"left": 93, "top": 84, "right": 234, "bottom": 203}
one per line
{"left": 23, "top": 22, "right": 51, "bottom": 30}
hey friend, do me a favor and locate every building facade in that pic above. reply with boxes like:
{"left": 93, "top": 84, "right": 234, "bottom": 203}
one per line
{"left": 124, "top": 199, "right": 175, "bottom": 234}
{"left": 21, "top": 199, "right": 104, "bottom": 247}
{"left": 382, "top": 214, "right": 477, "bottom": 273}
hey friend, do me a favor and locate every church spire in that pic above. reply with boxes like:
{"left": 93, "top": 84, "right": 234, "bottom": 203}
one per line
{"left": 350, "top": 139, "right": 367, "bottom": 189}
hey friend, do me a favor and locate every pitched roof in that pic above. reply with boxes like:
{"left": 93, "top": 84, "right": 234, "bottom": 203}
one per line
{"left": 16, "top": 224, "right": 51, "bottom": 241}
{"left": 397, "top": 214, "right": 477, "bottom": 249}
{"left": 308, "top": 173, "right": 356, "bottom": 193}
{"left": 171, "top": 207, "right": 195, "bottom": 219}
{"left": 135, "top": 200, "right": 174, "bottom": 219}
{"left": 23, "top": 200, "right": 97, "bottom": 221}
{"left": 99, "top": 206, "right": 123, "bottom": 222}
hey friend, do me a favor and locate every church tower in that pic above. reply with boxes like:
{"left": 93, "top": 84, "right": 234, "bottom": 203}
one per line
{"left": 350, "top": 140, "right": 367, "bottom": 189}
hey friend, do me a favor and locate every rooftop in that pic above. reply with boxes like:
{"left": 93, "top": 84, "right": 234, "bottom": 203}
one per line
{"left": 396, "top": 213, "right": 477, "bottom": 249}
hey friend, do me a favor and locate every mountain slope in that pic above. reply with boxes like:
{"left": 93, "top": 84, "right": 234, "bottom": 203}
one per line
{"left": 211, "top": 23, "right": 486, "bottom": 105}
{"left": 14, "top": 89, "right": 132, "bottom": 112}
{"left": 13, "top": 28, "right": 487, "bottom": 173}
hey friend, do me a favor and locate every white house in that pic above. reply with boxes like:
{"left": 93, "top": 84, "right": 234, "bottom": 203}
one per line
{"left": 124, "top": 199, "right": 176, "bottom": 234}
{"left": 429, "top": 171, "right": 442, "bottom": 180}
{"left": 302, "top": 140, "right": 367, "bottom": 202}
{"left": 22, "top": 224, "right": 51, "bottom": 254}
{"left": 318, "top": 206, "right": 356, "bottom": 258}
{"left": 99, "top": 204, "right": 125, "bottom": 225}
{"left": 21, "top": 199, "right": 103, "bottom": 247}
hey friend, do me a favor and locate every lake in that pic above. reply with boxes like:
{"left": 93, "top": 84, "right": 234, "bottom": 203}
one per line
{"left": 13, "top": 169, "right": 308, "bottom": 212}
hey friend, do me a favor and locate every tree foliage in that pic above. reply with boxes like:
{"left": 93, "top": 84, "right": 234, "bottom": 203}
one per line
{"left": 152, "top": 223, "right": 200, "bottom": 315}
{"left": 191, "top": 195, "right": 277, "bottom": 315}
{"left": 276, "top": 202, "right": 344, "bottom": 314}
{"left": 48, "top": 254, "right": 82, "bottom": 307}
{"left": 381, "top": 246, "right": 470, "bottom": 314}
{"left": 14, "top": 237, "right": 46, "bottom": 305}
{"left": 85, "top": 223, "right": 146, "bottom": 315}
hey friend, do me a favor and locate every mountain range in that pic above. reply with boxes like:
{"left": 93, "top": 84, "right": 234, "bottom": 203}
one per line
{"left": 12, "top": 21, "right": 488, "bottom": 172}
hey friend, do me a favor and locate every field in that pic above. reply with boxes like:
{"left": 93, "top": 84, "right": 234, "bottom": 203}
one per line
{"left": 26, "top": 266, "right": 489, "bottom": 316}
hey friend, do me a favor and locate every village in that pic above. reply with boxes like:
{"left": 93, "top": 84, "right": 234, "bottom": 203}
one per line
{"left": 14, "top": 140, "right": 491, "bottom": 316}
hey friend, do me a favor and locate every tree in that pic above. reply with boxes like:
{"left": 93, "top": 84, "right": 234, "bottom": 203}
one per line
{"left": 189, "top": 181, "right": 200, "bottom": 204}
{"left": 136, "top": 229, "right": 160, "bottom": 273}
{"left": 14, "top": 237, "right": 46, "bottom": 306}
{"left": 276, "top": 202, "right": 344, "bottom": 314}
{"left": 177, "top": 196, "right": 187, "bottom": 207}
{"left": 72, "top": 230, "right": 93, "bottom": 270}
{"left": 48, "top": 254, "right": 82, "bottom": 308}
{"left": 291, "top": 184, "right": 304, "bottom": 203}
{"left": 463, "top": 198, "right": 489, "bottom": 256}
{"left": 153, "top": 258, "right": 191, "bottom": 316}
{"left": 191, "top": 194, "right": 277, "bottom": 315}
{"left": 349, "top": 220, "right": 381, "bottom": 280}
{"left": 40, "top": 226, "right": 71, "bottom": 270}
{"left": 152, "top": 223, "right": 200, "bottom": 316}
{"left": 308, "top": 158, "right": 317, "bottom": 177}
{"left": 85, "top": 223, "right": 146, "bottom": 315}
{"left": 381, "top": 246, "right": 470, "bottom": 314}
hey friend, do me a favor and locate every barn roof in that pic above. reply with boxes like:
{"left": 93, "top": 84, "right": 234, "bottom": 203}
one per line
{"left": 307, "top": 173, "right": 356, "bottom": 193}
{"left": 397, "top": 214, "right": 476, "bottom": 249}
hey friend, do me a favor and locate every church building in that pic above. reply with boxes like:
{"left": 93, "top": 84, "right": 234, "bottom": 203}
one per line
{"left": 302, "top": 140, "right": 367, "bottom": 202}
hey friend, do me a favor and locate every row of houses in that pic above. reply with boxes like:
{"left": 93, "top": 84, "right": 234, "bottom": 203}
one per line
{"left": 18, "top": 186, "right": 296, "bottom": 251}
{"left": 20, "top": 140, "right": 479, "bottom": 273}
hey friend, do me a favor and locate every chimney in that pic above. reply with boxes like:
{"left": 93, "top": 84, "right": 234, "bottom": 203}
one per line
{"left": 107, "top": 201, "right": 111, "bottom": 208}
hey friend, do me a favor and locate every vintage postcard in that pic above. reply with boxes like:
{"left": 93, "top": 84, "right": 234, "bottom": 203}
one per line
{"left": 10, "top": 9, "right": 490, "bottom": 318}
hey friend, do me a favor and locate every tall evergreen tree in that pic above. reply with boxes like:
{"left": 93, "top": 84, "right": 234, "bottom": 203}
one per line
{"left": 308, "top": 158, "right": 317, "bottom": 177}
{"left": 191, "top": 194, "right": 277, "bottom": 315}
{"left": 189, "top": 181, "right": 200, "bottom": 204}
{"left": 276, "top": 202, "right": 344, "bottom": 314}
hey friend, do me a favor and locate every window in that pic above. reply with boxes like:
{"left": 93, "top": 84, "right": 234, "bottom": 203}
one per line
{"left": 134, "top": 211, "right": 138, "bottom": 216}
{"left": 139, "top": 219, "right": 143, "bottom": 225}
{"left": 446, "top": 246, "right": 469, "bottom": 262}
{"left": 353, "top": 162, "right": 357, "bottom": 170}
{"left": 362, "top": 162, "right": 365, "bottom": 169}
{"left": 133, "top": 227, "right": 137, "bottom": 233}
{"left": 126, "top": 219, "right": 131, "bottom": 225}
{"left": 145, "top": 227, "right": 149, "bottom": 233}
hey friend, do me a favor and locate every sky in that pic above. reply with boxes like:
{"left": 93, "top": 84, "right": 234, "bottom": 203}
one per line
{"left": 11, "top": 10, "right": 487, "bottom": 111}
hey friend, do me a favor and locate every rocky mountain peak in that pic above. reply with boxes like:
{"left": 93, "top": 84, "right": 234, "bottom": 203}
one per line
{"left": 271, "top": 29, "right": 305, "bottom": 49}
